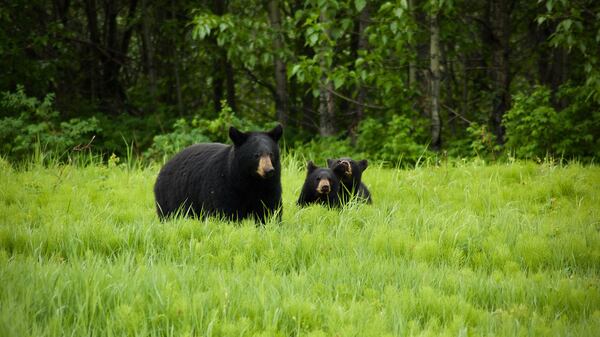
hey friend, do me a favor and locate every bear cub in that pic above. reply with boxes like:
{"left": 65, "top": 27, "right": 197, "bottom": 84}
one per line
{"left": 327, "top": 157, "right": 372, "bottom": 204}
{"left": 297, "top": 161, "right": 340, "bottom": 207}
{"left": 154, "top": 124, "right": 283, "bottom": 223}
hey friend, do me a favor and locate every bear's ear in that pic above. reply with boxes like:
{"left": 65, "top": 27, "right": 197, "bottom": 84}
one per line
{"left": 267, "top": 124, "right": 283, "bottom": 142}
{"left": 229, "top": 126, "right": 248, "bottom": 146}
{"left": 307, "top": 160, "right": 317, "bottom": 174}
{"left": 358, "top": 159, "right": 368, "bottom": 171}
{"left": 326, "top": 158, "right": 335, "bottom": 168}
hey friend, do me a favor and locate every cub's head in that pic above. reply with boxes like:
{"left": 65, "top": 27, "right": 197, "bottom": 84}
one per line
{"left": 327, "top": 158, "right": 368, "bottom": 185}
{"left": 306, "top": 161, "right": 339, "bottom": 195}
{"left": 229, "top": 124, "right": 283, "bottom": 179}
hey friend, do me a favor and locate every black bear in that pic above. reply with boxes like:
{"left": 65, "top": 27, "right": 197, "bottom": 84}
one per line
{"left": 297, "top": 161, "right": 340, "bottom": 207}
{"left": 154, "top": 124, "right": 283, "bottom": 223}
{"left": 327, "top": 157, "right": 372, "bottom": 204}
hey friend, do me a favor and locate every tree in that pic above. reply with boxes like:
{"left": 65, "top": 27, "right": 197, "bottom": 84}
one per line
{"left": 267, "top": 0, "right": 290, "bottom": 125}
{"left": 429, "top": 3, "right": 442, "bottom": 150}
{"left": 486, "top": 0, "right": 511, "bottom": 144}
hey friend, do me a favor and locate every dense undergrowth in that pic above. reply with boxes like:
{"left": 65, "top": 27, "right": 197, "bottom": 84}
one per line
{"left": 0, "top": 155, "right": 599, "bottom": 336}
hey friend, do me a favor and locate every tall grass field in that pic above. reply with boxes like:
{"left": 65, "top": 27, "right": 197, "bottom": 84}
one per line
{"left": 1, "top": 155, "right": 599, "bottom": 336}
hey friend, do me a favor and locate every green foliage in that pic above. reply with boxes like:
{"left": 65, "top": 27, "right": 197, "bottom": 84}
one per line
{"left": 1, "top": 160, "right": 599, "bottom": 336}
{"left": 292, "top": 137, "right": 359, "bottom": 167}
{"left": 0, "top": 87, "right": 100, "bottom": 160}
{"left": 2, "top": 0, "right": 599, "bottom": 165}
{"left": 503, "top": 86, "right": 560, "bottom": 159}
{"left": 357, "top": 115, "right": 429, "bottom": 165}
{"left": 292, "top": 114, "right": 430, "bottom": 167}
{"left": 503, "top": 86, "right": 599, "bottom": 160}
{"left": 144, "top": 101, "right": 269, "bottom": 161}
{"left": 465, "top": 122, "right": 501, "bottom": 159}
{"left": 554, "top": 84, "right": 600, "bottom": 158}
{"left": 537, "top": 0, "right": 600, "bottom": 103}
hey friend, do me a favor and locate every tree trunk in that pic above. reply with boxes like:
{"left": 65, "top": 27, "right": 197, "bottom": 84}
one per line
{"left": 141, "top": 0, "right": 157, "bottom": 97}
{"left": 488, "top": 0, "right": 511, "bottom": 144}
{"left": 83, "top": 0, "right": 138, "bottom": 114}
{"left": 83, "top": 0, "right": 101, "bottom": 101}
{"left": 318, "top": 10, "right": 335, "bottom": 136}
{"left": 170, "top": 0, "right": 183, "bottom": 116}
{"left": 535, "top": 19, "right": 568, "bottom": 109}
{"left": 349, "top": 3, "right": 370, "bottom": 144}
{"left": 225, "top": 59, "right": 237, "bottom": 112}
{"left": 210, "top": 0, "right": 235, "bottom": 114}
{"left": 268, "top": 0, "right": 289, "bottom": 125}
{"left": 429, "top": 9, "right": 442, "bottom": 151}
{"left": 408, "top": 0, "right": 417, "bottom": 89}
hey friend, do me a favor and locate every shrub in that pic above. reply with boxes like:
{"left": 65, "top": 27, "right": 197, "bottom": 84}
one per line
{"left": 292, "top": 136, "right": 360, "bottom": 167}
{"left": 465, "top": 122, "right": 501, "bottom": 159}
{"left": 144, "top": 101, "right": 268, "bottom": 161}
{"left": 503, "top": 85, "right": 600, "bottom": 160}
{"left": 0, "top": 86, "right": 100, "bottom": 160}
{"left": 357, "top": 115, "right": 429, "bottom": 166}
{"left": 503, "top": 86, "right": 559, "bottom": 159}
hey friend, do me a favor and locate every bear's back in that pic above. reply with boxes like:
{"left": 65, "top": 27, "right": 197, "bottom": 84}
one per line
{"left": 154, "top": 143, "right": 231, "bottom": 218}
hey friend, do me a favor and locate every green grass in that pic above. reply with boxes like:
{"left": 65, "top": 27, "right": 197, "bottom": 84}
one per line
{"left": 1, "top": 156, "right": 599, "bottom": 336}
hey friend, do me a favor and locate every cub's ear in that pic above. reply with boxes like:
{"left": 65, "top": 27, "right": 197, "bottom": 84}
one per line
{"left": 326, "top": 158, "right": 336, "bottom": 168}
{"left": 307, "top": 160, "right": 317, "bottom": 174}
{"left": 267, "top": 124, "right": 283, "bottom": 142}
{"left": 358, "top": 159, "right": 368, "bottom": 171}
{"left": 229, "top": 126, "right": 248, "bottom": 146}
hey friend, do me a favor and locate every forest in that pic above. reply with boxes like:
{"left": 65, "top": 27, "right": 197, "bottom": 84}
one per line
{"left": 2, "top": 2, "right": 600, "bottom": 336}
{"left": 1, "top": 0, "right": 598, "bottom": 163}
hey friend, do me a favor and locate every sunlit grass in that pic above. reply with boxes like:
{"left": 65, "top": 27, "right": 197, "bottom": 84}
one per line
{"left": 1, "top": 156, "right": 599, "bottom": 336}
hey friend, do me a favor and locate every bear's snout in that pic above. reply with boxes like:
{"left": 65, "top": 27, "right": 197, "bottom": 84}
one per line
{"left": 337, "top": 160, "right": 352, "bottom": 177}
{"left": 317, "top": 179, "right": 331, "bottom": 194}
{"left": 257, "top": 155, "right": 275, "bottom": 178}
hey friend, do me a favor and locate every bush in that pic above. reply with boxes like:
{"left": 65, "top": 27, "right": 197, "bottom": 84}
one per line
{"left": 292, "top": 137, "right": 360, "bottom": 167}
{"left": 0, "top": 86, "right": 100, "bottom": 160}
{"left": 357, "top": 115, "right": 429, "bottom": 166}
{"left": 466, "top": 122, "right": 501, "bottom": 159}
{"left": 503, "top": 85, "right": 600, "bottom": 160}
{"left": 144, "top": 101, "right": 269, "bottom": 161}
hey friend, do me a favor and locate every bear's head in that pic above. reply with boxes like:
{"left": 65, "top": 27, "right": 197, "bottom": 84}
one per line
{"left": 327, "top": 158, "right": 368, "bottom": 187}
{"left": 229, "top": 124, "right": 283, "bottom": 179}
{"left": 306, "top": 161, "right": 339, "bottom": 196}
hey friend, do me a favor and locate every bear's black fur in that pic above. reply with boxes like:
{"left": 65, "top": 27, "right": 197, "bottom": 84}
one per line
{"left": 327, "top": 157, "right": 372, "bottom": 204}
{"left": 297, "top": 161, "right": 340, "bottom": 207}
{"left": 154, "top": 125, "right": 283, "bottom": 223}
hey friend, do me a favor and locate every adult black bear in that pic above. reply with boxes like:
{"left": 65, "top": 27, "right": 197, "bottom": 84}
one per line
{"left": 154, "top": 125, "right": 283, "bottom": 223}
{"left": 327, "top": 158, "right": 372, "bottom": 204}
{"left": 297, "top": 161, "right": 340, "bottom": 207}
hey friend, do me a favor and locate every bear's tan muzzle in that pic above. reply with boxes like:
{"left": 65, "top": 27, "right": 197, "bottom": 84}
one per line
{"left": 256, "top": 155, "right": 275, "bottom": 178}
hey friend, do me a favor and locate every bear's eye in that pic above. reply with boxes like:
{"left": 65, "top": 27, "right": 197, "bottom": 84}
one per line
{"left": 254, "top": 153, "right": 260, "bottom": 159}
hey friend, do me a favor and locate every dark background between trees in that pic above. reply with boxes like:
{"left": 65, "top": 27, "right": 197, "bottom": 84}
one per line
{"left": 1, "top": 0, "right": 598, "bottom": 164}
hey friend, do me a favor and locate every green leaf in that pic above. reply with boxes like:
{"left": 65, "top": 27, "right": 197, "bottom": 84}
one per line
{"left": 291, "top": 64, "right": 301, "bottom": 77}
{"left": 393, "top": 7, "right": 404, "bottom": 18}
{"left": 312, "top": 87, "right": 320, "bottom": 97}
{"left": 333, "top": 74, "right": 345, "bottom": 89}
{"left": 309, "top": 33, "right": 319, "bottom": 46}
{"left": 355, "top": 0, "right": 366, "bottom": 12}
{"left": 537, "top": 16, "right": 546, "bottom": 25}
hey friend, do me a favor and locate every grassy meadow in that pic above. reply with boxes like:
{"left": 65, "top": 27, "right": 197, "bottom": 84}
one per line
{"left": 0, "top": 155, "right": 599, "bottom": 336}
